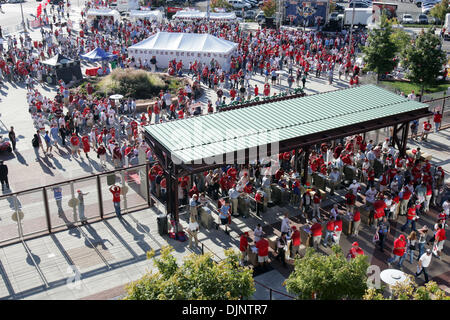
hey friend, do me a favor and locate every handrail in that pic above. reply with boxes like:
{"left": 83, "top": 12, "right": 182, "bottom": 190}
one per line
{"left": 0, "top": 161, "right": 157, "bottom": 200}
{"left": 253, "top": 279, "right": 296, "bottom": 300}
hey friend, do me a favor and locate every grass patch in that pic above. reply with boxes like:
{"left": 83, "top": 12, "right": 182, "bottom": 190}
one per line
{"left": 380, "top": 80, "right": 450, "bottom": 95}
{"left": 401, "top": 24, "right": 435, "bottom": 28}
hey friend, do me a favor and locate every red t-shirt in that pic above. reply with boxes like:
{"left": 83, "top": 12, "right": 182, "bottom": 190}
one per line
{"left": 334, "top": 220, "right": 342, "bottom": 232}
{"left": 255, "top": 238, "right": 269, "bottom": 257}
{"left": 436, "top": 228, "right": 446, "bottom": 241}
{"left": 393, "top": 238, "right": 406, "bottom": 256}
{"left": 313, "top": 193, "right": 321, "bottom": 204}
{"left": 110, "top": 187, "right": 121, "bottom": 202}
{"left": 311, "top": 223, "right": 322, "bottom": 236}
{"left": 374, "top": 200, "right": 387, "bottom": 219}
{"left": 70, "top": 136, "right": 79, "bottom": 146}
{"left": 239, "top": 235, "right": 248, "bottom": 252}
{"left": 326, "top": 221, "right": 335, "bottom": 231}
{"left": 346, "top": 193, "right": 356, "bottom": 205}
{"left": 407, "top": 207, "right": 416, "bottom": 220}
{"left": 291, "top": 230, "right": 301, "bottom": 246}
{"left": 353, "top": 211, "right": 361, "bottom": 222}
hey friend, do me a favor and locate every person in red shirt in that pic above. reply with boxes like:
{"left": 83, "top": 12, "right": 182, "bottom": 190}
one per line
{"left": 352, "top": 208, "right": 361, "bottom": 236}
{"left": 290, "top": 226, "right": 301, "bottom": 259}
{"left": 422, "top": 121, "right": 432, "bottom": 141}
{"left": 239, "top": 232, "right": 249, "bottom": 266}
{"left": 401, "top": 202, "right": 418, "bottom": 233}
{"left": 400, "top": 187, "right": 412, "bottom": 216}
{"left": 81, "top": 135, "right": 90, "bottom": 158}
{"left": 254, "top": 84, "right": 259, "bottom": 96}
{"left": 254, "top": 190, "right": 264, "bottom": 217}
{"left": 312, "top": 190, "right": 322, "bottom": 220}
{"left": 433, "top": 111, "right": 442, "bottom": 132}
{"left": 323, "top": 217, "right": 335, "bottom": 247}
{"left": 345, "top": 190, "right": 356, "bottom": 215}
{"left": 388, "top": 234, "right": 407, "bottom": 267}
{"left": 347, "top": 241, "right": 364, "bottom": 260}
{"left": 334, "top": 216, "right": 343, "bottom": 244}
{"left": 434, "top": 223, "right": 446, "bottom": 258}
{"left": 373, "top": 197, "right": 387, "bottom": 224}
{"left": 109, "top": 185, "right": 122, "bottom": 217}
{"left": 255, "top": 237, "right": 270, "bottom": 268}
{"left": 310, "top": 218, "right": 322, "bottom": 250}
{"left": 70, "top": 133, "right": 81, "bottom": 156}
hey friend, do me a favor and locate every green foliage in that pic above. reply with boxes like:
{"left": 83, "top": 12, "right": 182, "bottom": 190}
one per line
{"left": 363, "top": 275, "right": 450, "bottom": 300}
{"left": 390, "top": 28, "right": 411, "bottom": 56}
{"left": 362, "top": 14, "right": 398, "bottom": 82}
{"left": 261, "top": 0, "right": 277, "bottom": 18}
{"left": 124, "top": 246, "right": 255, "bottom": 300}
{"left": 402, "top": 28, "right": 447, "bottom": 93}
{"left": 284, "top": 246, "right": 370, "bottom": 300}
{"left": 430, "top": 0, "right": 450, "bottom": 24}
{"left": 93, "top": 69, "right": 185, "bottom": 100}
{"left": 211, "top": 0, "right": 233, "bottom": 10}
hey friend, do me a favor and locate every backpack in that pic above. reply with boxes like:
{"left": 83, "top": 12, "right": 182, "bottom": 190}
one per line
{"left": 32, "top": 137, "right": 39, "bottom": 148}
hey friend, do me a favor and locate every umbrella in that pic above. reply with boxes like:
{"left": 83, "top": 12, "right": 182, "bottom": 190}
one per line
{"left": 110, "top": 94, "right": 124, "bottom": 100}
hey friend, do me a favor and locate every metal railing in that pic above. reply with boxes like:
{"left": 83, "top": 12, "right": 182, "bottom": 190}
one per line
{"left": 0, "top": 162, "right": 155, "bottom": 247}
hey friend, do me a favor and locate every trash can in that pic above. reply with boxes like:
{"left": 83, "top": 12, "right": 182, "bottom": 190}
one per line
{"left": 157, "top": 214, "right": 168, "bottom": 236}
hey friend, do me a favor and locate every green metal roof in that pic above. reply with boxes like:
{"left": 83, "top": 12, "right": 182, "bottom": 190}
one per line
{"left": 144, "top": 84, "right": 429, "bottom": 163}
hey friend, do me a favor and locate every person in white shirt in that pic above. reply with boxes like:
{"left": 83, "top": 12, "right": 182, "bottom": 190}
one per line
{"left": 330, "top": 203, "right": 339, "bottom": 220}
{"left": 407, "top": 91, "right": 416, "bottom": 101}
{"left": 329, "top": 167, "right": 341, "bottom": 195}
{"left": 281, "top": 213, "right": 290, "bottom": 235}
{"left": 228, "top": 185, "right": 240, "bottom": 216}
{"left": 365, "top": 186, "right": 378, "bottom": 205}
{"left": 415, "top": 249, "right": 432, "bottom": 283}
{"left": 254, "top": 224, "right": 263, "bottom": 242}
{"left": 349, "top": 180, "right": 361, "bottom": 196}
{"left": 261, "top": 175, "right": 272, "bottom": 203}
{"left": 188, "top": 216, "right": 199, "bottom": 248}
{"left": 442, "top": 199, "right": 450, "bottom": 217}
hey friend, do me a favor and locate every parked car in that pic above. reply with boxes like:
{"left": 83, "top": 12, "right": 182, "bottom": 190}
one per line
{"left": 335, "top": 3, "right": 345, "bottom": 13}
{"left": 244, "top": 10, "right": 256, "bottom": 19}
{"left": 244, "top": 0, "right": 258, "bottom": 7}
{"left": 228, "top": 0, "right": 252, "bottom": 9}
{"left": 348, "top": 0, "right": 371, "bottom": 8}
{"left": 234, "top": 10, "right": 243, "bottom": 18}
{"left": 417, "top": 14, "right": 429, "bottom": 24}
{"left": 401, "top": 14, "right": 414, "bottom": 24}
{"left": 255, "top": 11, "right": 265, "bottom": 24}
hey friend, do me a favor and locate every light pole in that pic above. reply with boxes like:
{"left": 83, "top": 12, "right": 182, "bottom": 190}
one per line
{"left": 348, "top": 2, "right": 356, "bottom": 52}
{"left": 20, "top": 1, "right": 27, "bottom": 32}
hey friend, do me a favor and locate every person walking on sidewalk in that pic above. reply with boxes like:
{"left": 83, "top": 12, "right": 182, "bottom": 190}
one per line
{"left": 52, "top": 186, "right": 63, "bottom": 217}
{"left": 415, "top": 249, "right": 433, "bottom": 283}
{"left": 8, "top": 126, "right": 16, "bottom": 151}
{"left": 96, "top": 145, "right": 107, "bottom": 168}
{"left": 110, "top": 185, "right": 122, "bottom": 218}
{"left": 77, "top": 189, "right": 88, "bottom": 224}
{"left": 387, "top": 234, "right": 407, "bottom": 268}
{"left": 188, "top": 216, "right": 199, "bottom": 249}
{"left": 0, "top": 161, "right": 9, "bottom": 191}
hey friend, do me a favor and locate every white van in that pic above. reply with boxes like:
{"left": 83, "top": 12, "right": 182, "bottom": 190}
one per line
{"left": 228, "top": 0, "right": 252, "bottom": 10}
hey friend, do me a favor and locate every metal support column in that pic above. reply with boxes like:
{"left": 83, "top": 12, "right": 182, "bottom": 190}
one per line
{"left": 97, "top": 176, "right": 104, "bottom": 219}
{"left": 302, "top": 147, "right": 310, "bottom": 185}
{"left": 399, "top": 121, "right": 409, "bottom": 157}
{"left": 43, "top": 188, "right": 52, "bottom": 233}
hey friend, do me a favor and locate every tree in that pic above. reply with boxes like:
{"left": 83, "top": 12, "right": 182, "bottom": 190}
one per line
{"left": 124, "top": 246, "right": 255, "bottom": 300}
{"left": 390, "top": 28, "right": 411, "bottom": 56}
{"left": 210, "top": 0, "right": 232, "bottom": 11}
{"left": 261, "top": 0, "right": 277, "bottom": 18}
{"left": 284, "top": 246, "right": 370, "bottom": 300}
{"left": 430, "top": 0, "right": 450, "bottom": 25}
{"left": 402, "top": 28, "right": 446, "bottom": 98}
{"left": 361, "top": 14, "right": 398, "bottom": 83}
{"left": 363, "top": 275, "right": 450, "bottom": 300}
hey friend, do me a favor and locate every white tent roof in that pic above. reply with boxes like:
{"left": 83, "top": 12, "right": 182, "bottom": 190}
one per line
{"left": 128, "top": 32, "right": 237, "bottom": 54}
{"left": 173, "top": 10, "right": 236, "bottom": 20}
{"left": 86, "top": 8, "right": 120, "bottom": 19}
{"left": 129, "top": 10, "right": 163, "bottom": 21}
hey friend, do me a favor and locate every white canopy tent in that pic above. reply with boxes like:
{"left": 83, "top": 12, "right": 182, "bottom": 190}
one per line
{"left": 129, "top": 10, "right": 163, "bottom": 23}
{"left": 86, "top": 8, "right": 121, "bottom": 21}
{"left": 128, "top": 32, "right": 238, "bottom": 71}
{"left": 172, "top": 10, "right": 237, "bottom": 22}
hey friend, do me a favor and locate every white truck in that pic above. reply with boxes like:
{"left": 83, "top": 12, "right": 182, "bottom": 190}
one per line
{"left": 343, "top": 8, "right": 373, "bottom": 27}
{"left": 111, "top": 0, "right": 139, "bottom": 13}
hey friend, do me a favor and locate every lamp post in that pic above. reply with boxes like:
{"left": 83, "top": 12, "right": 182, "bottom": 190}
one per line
{"left": 348, "top": 2, "right": 356, "bottom": 52}
{"left": 20, "top": 1, "right": 27, "bottom": 32}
